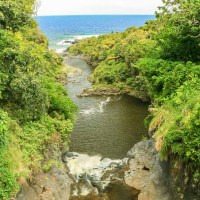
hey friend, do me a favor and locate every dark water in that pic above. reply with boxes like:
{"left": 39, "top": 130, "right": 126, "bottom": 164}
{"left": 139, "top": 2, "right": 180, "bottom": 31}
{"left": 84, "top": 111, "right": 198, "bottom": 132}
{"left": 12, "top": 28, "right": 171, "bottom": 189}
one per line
{"left": 36, "top": 15, "right": 155, "bottom": 52}
{"left": 65, "top": 57, "right": 148, "bottom": 159}
{"left": 108, "top": 183, "right": 139, "bottom": 200}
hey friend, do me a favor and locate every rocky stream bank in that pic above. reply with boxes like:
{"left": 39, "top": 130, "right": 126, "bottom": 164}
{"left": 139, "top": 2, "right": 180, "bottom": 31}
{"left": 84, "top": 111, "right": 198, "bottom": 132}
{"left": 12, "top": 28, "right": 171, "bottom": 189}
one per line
{"left": 16, "top": 139, "right": 173, "bottom": 200}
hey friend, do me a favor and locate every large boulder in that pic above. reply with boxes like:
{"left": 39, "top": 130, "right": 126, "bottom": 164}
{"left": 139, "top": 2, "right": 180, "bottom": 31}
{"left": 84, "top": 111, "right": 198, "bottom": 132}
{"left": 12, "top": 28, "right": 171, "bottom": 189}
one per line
{"left": 125, "top": 139, "right": 172, "bottom": 200}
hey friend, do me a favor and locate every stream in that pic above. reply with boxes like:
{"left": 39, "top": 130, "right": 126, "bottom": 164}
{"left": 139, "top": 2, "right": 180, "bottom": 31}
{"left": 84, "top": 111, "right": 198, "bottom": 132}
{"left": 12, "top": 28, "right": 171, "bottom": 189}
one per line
{"left": 65, "top": 56, "right": 149, "bottom": 159}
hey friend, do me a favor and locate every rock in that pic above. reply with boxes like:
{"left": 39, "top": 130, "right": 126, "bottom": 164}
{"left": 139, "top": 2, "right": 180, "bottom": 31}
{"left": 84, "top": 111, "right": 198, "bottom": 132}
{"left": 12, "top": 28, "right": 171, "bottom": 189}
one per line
{"left": 64, "top": 40, "right": 73, "bottom": 44}
{"left": 63, "top": 152, "right": 79, "bottom": 161}
{"left": 168, "top": 156, "right": 200, "bottom": 200}
{"left": 62, "top": 152, "right": 132, "bottom": 199}
{"left": 79, "top": 87, "right": 122, "bottom": 97}
{"left": 125, "top": 139, "right": 172, "bottom": 200}
{"left": 71, "top": 39, "right": 81, "bottom": 44}
{"left": 78, "top": 86, "right": 150, "bottom": 102}
{"left": 16, "top": 165, "right": 72, "bottom": 200}
{"left": 16, "top": 140, "right": 173, "bottom": 200}
{"left": 16, "top": 144, "right": 73, "bottom": 200}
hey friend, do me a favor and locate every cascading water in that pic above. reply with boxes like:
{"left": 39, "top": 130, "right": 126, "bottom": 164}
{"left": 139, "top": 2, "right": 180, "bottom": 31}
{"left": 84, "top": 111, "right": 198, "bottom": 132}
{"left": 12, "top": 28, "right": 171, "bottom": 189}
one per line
{"left": 80, "top": 97, "right": 112, "bottom": 115}
{"left": 64, "top": 56, "right": 148, "bottom": 199}
{"left": 62, "top": 152, "right": 138, "bottom": 200}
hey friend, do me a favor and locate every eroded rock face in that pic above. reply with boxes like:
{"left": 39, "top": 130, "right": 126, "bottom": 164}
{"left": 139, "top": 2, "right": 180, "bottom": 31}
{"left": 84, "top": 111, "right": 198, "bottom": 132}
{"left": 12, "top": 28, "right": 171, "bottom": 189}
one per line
{"left": 125, "top": 139, "right": 172, "bottom": 200}
{"left": 17, "top": 165, "right": 72, "bottom": 200}
{"left": 168, "top": 157, "right": 200, "bottom": 200}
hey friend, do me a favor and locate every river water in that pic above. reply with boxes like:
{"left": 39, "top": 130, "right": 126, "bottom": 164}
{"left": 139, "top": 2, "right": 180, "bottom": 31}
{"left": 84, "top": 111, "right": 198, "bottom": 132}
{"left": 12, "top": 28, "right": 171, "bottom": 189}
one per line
{"left": 65, "top": 56, "right": 149, "bottom": 159}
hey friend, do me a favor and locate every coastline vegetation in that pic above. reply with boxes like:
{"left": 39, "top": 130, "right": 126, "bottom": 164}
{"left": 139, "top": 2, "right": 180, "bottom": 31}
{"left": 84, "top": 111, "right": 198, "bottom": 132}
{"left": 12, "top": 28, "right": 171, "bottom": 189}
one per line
{"left": 69, "top": 0, "right": 200, "bottom": 185}
{"left": 0, "top": 0, "right": 77, "bottom": 199}
{"left": 0, "top": 0, "right": 199, "bottom": 199}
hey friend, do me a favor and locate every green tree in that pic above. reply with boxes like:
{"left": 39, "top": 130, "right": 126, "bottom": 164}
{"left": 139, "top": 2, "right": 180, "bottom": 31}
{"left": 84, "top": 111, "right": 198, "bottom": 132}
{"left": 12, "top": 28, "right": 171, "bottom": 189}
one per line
{"left": 155, "top": 0, "right": 200, "bottom": 61}
{"left": 0, "top": 0, "right": 36, "bottom": 31}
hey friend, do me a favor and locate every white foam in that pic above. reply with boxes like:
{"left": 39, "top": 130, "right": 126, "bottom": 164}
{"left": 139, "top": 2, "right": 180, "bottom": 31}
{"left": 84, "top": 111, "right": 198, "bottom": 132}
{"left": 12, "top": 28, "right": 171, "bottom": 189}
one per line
{"left": 57, "top": 35, "right": 99, "bottom": 46}
{"left": 73, "top": 34, "right": 99, "bottom": 40}
{"left": 57, "top": 40, "right": 66, "bottom": 45}
{"left": 98, "top": 97, "right": 111, "bottom": 113}
{"left": 66, "top": 154, "right": 102, "bottom": 178}
{"left": 57, "top": 39, "right": 74, "bottom": 45}
{"left": 54, "top": 48, "right": 66, "bottom": 54}
{"left": 80, "top": 108, "right": 95, "bottom": 115}
{"left": 54, "top": 35, "right": 99, "bottom": 53}
{"left": 65, "top": 152, "right": 125, "bottom": 197}
{"left": 80, "top": 97, "right": 112, "bottom": 116}
{"left": 65, "top": 153, "right": 122, "bottom": 181}
{"left": 72, "top": 188, "right": 78, "bottom": 196}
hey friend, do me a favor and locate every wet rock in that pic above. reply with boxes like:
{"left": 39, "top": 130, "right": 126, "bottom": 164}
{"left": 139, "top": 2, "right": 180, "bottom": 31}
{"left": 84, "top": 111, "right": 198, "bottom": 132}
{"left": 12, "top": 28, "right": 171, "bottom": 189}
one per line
{"left": 125, "top": 139, "right": 172, "bottom": 200}
{"left": 16, "top": 140, "right": 172, "bottom": 200}
{"left": 64, "top": 40, "right": 73, "bottom": 44}
{"left": 63, "top": 152, "right": 79, "bottom": 160}
{"left": 63, "top": 153, "right": 128, "bottom": 199}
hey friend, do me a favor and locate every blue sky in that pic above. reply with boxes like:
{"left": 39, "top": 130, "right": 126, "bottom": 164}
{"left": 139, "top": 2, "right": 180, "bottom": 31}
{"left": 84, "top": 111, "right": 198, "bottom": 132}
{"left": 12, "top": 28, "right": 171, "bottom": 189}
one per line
{"left": 38, "top": 0, "right": 163, "bottom": 16}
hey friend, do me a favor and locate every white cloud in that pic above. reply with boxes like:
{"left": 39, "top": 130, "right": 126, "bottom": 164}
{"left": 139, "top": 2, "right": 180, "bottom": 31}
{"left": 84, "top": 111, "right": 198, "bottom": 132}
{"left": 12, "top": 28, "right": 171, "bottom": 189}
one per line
{"left": 37, "top": 0, "right": 163, "bottom": 16}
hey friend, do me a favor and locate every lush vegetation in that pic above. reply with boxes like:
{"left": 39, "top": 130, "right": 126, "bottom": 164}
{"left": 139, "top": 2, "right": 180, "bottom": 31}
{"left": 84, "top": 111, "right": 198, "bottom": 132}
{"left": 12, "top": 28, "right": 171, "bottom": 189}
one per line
{"left": 0, "top": 0, "right": 76, "bottom": 199}
{"left": 70, "top": 0, "right": 200, "bottom": 187}
{"left": 69, "top": 27, "right": 154, "bottom": 100}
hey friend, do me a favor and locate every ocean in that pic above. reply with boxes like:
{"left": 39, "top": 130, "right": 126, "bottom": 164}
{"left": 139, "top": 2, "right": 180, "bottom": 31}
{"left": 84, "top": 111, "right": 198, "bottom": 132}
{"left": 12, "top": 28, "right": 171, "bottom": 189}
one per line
{"left": 36, "top": 15, "right": 155, "bottom": 53}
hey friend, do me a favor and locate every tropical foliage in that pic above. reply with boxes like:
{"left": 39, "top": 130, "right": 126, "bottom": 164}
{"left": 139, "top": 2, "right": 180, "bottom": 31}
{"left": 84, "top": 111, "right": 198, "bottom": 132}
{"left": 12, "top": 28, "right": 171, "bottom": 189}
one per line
{"left": 0, "top": 0, "right": 76, "bottom": 199}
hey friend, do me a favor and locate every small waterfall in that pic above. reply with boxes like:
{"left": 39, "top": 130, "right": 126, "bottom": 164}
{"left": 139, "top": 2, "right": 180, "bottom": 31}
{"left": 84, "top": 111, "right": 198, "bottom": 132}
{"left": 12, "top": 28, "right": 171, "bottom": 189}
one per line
{"left": 63, "top": 152, "right": 128, "bottom": 198}
{"left": 98, "top": 97, "right": 111, "bottom": 113}
{"left": 80, "top": 97, "right": 112, "bottom": 116}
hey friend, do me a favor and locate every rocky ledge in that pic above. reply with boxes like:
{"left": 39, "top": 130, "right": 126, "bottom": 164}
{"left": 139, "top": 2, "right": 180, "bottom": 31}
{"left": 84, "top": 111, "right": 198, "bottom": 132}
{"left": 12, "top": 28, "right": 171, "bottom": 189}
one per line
{"left": 16, "top": 139, "right": 173, "bottom": 200}
{"left": 79, "top": 87, "right": 150, "bottom": 102}
{"left": 79, "top": 87, "right": 123, "bottom": 97}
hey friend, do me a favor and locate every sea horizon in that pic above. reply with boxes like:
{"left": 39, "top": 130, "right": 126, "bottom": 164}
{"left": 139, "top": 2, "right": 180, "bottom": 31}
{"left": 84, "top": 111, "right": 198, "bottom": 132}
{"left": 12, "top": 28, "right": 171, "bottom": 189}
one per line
{"left": 37, "top": 14, "right": 155, "bottom": 17}
{"left": 37, "top": 15, "right": 155, "bottom": 53}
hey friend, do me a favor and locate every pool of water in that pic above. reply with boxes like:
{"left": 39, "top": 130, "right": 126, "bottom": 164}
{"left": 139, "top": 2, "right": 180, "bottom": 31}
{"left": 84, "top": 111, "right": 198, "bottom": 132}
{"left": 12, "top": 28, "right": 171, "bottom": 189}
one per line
{"left": 65, "top": 56, "right": 148, "bottom": 159}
